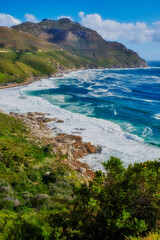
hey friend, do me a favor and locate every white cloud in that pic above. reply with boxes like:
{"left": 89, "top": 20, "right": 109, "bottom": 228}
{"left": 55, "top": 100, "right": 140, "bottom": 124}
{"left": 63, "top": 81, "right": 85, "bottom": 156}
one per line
{"left": 153, "top": 21, "right": 160, "bottom": 27}
{"left": 152, "top": 22, "right": 160, "bottom": 42}
{"left": 0, "top": 13, "right": 21, "bottom": 27}
{"left": 24, "top": 13, "right": 38, "bottom": 23}
{"left": 79, "top": 12, "right": 160, "bottom": 44}
{"left": 58, "top": 16, "right": 73, "bottom": 21}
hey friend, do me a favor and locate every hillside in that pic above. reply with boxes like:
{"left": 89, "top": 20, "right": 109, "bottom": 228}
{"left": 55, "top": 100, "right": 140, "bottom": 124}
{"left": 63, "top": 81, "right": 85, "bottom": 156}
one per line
{"left": 0, "top": 20, "right": 148, "bottom": 86}
{"left": 0, "top": 111, "right": 159, "bottom": 240}
{"left": 0, "top": 27, "right": 96, "bottom": 85}
{"left": 0, "top": 26, "right": 58, "bottom": 51}
{"left": 12, "top": 18, "right": 147, "bottom": 68}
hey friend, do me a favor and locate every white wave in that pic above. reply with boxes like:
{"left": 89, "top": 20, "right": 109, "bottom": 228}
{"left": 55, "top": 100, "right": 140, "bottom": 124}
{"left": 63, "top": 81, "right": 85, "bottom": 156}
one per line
{"left": 113, "top": 109, "right": 117, "bottom": 116}
{"left": 93, "top": 88, "right": 109, "bottom": 93}
{"left": 23, "top": 78, "right": 59, "bottom": 92}
{"left": 0, "top": 77, "right": 160, "bottom": 171}
{"left": 121, "top": 87, "right": 132, "bottom": 93}
{"left": 142, "top": 127, "right": 153, "bottom": 137}
{"left": 120, "top": 122, "right": 135, "bottom": 132}
{"left": 153, "top": 113, "right": 160, "bottom": 120}
{"left": 46, "top": 95, "right": 70, "bottom": 104}
{"left": 149, "top": 66, "right": 160, "bottom": 69}
{"left": 89, "top": 91, "right": 114, "bottom": 98}
{"left": 110, "top": 94, "right": 159, "bottom": 103}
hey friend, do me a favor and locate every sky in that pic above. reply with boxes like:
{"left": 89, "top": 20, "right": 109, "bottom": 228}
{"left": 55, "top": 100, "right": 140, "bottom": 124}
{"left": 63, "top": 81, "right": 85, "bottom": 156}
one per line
{"left": 0, "top": 0, "right": 160, "bottom": 60}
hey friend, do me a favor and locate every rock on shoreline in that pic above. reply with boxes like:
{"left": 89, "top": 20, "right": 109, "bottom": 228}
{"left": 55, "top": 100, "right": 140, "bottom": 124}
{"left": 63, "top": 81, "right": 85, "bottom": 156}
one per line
{"left": 9, "top": 111, "right": 101, "bottom": 181}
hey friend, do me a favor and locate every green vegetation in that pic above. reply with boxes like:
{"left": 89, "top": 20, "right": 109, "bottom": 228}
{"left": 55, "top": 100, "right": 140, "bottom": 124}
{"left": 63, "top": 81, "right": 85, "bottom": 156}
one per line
{"left": 12, "top": 18, "right": 147, "bottom": 68}
{"left": 0, "top": 27, "right": 97, "bottom": 85}
{"left": 63, "top": 157, "right": 160, "bottom": 239}
{"left": 0, "top": 112, "right": 159, "bottom": 239}
{"left": 0, "top": 50, "right": 95, "bottom": 85}
{"left": 130, "top": 232, "right": 160, "bottom": 240}
{"left": 0, "top": 112, "right": 82, "bottom": 239}
{"left": 0, "top": 24, "right": 147, "bottom": 86}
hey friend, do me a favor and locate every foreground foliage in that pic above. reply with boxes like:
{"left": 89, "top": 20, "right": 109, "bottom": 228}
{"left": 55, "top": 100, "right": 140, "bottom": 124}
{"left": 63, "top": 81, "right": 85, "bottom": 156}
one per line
{"left": 63, "top": 157, "right": 160, "bottom": 239}
{"left": 0, "top": 112, "right": 159, "bottom": 239}
{"left": 130, "top": 232, "right": 160, "bottom": 240}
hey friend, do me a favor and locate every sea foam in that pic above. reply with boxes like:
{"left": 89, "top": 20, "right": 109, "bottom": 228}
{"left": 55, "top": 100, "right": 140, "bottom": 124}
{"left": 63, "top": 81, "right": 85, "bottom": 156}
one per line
{"left": 153, "top": 113, "right": 160, "bottom": 120}
{"left": 0, "top": 75, "right": 160, "bottom": 171}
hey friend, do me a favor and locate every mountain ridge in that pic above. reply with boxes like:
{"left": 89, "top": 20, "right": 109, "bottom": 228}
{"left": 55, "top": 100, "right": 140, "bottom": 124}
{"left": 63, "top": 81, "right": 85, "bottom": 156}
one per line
{"left": 12, "top": 18, "right": 147, "bottom": 68}
{"left": 0, "top": 26, "right": 97, "bottom": 86}
{"left": 0, "top": 19, "right": 147, "bottom": 86}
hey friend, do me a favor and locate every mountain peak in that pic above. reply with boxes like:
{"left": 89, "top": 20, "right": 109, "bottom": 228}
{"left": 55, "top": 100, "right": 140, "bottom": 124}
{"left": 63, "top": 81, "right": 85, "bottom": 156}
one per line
{"left": 41, "top": 19, "right": 52, "bottom": 22}
{"left": 12, "top": 19, "right": 147, "bottom": 68}
{"left": 57, "top": 18, "right": 73, "bottom": 23}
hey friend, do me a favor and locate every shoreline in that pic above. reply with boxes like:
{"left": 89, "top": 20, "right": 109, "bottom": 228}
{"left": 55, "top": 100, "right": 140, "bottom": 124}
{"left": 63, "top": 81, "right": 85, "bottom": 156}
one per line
{"left": 9, "top": 111, "right": 100, "bottom": 181}
{"left": 0, "top": 66, "right": 159, "bottom": 171}
{"left": 0, "top": 65, "right": 150, "bottom": 91}
{"left": 0, "top": 66, "right": 92, "bottom": 90}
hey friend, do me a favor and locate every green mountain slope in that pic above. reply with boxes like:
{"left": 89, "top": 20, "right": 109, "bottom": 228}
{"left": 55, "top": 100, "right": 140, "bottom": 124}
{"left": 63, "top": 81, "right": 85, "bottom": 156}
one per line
{"left": 12, "top": 18, "right": 147, "bottom": 68}
{"left": 0, "top": 112, "right": 159, "bottom": 240}
{"left": 0, "top": 27, "right": 96, "bottom": 85}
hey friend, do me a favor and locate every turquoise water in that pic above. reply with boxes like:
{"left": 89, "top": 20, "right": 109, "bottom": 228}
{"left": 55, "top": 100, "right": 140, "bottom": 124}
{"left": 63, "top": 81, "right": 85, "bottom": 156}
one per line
{"left": 26, "top": 61, "right": 160, "bottom": 147}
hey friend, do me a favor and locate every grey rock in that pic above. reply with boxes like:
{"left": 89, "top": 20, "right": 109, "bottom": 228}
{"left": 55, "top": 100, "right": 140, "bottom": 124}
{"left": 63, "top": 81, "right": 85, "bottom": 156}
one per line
{"left": 79, "top": 167, "right": 86, "bottom": 174}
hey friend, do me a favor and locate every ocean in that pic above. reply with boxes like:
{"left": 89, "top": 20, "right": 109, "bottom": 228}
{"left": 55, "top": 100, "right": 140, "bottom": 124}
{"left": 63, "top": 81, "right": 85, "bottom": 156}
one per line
{"left": 0, "top": 61, "right": 160, "bottom": 170}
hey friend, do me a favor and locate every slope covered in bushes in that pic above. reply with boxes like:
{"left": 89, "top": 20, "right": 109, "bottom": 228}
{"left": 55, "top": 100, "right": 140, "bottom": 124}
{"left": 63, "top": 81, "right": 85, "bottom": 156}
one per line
{"left": 0, "top": 112, "right": 159, "bottom": 239}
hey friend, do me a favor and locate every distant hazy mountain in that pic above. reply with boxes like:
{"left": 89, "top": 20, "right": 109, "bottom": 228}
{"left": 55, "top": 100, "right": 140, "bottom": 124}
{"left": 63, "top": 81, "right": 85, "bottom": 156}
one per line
{"left": 12, "top": 18, "right": 147, "bottom": 68}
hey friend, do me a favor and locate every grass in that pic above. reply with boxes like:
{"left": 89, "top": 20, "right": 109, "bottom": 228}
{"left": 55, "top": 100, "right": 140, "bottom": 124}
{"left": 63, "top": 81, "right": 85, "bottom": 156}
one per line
{"left": 0, "top": 112, "right": 85, "bottom": 240}
{"left": 0, "top": 112, "right": 81, "bottom": 210}
{"left": 129, "top": 232, "right": 160, "bottom": 240}
{"left": 0, "top": 112, "right": 159, "bottom": 239}
{"left": 0, "top": 50, "right": 96, "bottom": 85}
{"left": 0, "top": 27, "right": 98, "bottom": 85}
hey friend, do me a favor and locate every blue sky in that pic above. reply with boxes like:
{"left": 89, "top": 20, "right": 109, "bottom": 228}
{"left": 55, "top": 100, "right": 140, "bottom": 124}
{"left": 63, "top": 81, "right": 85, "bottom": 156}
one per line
{"left": 0, "top": 0, "right": 160, "bottom": 60}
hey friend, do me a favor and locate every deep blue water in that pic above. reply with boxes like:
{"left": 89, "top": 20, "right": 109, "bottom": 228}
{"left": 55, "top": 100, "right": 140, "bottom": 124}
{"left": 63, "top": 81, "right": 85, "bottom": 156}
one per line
{"left": 26, "top": 61, "right": 160, "bottom": 146}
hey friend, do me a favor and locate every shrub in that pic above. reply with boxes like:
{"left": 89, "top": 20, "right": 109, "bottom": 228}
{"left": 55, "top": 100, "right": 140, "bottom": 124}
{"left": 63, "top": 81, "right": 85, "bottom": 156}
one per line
{"left": 63, "top": 157, "right": 160, "bottom": 240}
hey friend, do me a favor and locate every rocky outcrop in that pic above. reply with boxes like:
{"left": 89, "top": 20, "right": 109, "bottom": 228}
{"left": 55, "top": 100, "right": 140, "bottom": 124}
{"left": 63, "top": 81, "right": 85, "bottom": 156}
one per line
{"left": 9, "top": 112, "right": 101, "bottom": 180}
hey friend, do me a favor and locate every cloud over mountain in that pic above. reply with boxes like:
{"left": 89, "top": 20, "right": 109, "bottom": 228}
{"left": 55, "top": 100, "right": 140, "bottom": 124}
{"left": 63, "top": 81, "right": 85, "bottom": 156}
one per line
{"left": 0, "top": 12, "right": 159, "bottom": 45}
{"left": 58, "top": 16, "right": 73, "bottom": 21}
{"left": 24, "top": 14, "right": 38, "bottom": 23}
{"left": 79, "top": 12, "right": 160, "bottom": 44}
{"left": 0, "top": 13, "right": 21, "bottom": 27}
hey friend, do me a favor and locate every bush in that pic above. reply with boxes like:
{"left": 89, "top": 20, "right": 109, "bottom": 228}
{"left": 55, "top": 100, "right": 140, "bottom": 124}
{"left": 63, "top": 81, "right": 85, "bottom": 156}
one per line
{"left": 62, "top": 157, "right": 160, "bottom": 240}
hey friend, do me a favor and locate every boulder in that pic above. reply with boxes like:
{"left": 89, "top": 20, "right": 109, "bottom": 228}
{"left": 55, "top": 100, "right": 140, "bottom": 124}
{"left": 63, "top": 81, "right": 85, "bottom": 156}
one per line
{"left": 27, "top": 112, "right": 35, "bottom": 117}
{"left": 78, "top": 167, "right": 86, "bottom": 174}
{"left": 85, "top": 142, "right": 97, "bottom": 154}
{"left": 36, "top": 193, "right": 49, "bottom": 200}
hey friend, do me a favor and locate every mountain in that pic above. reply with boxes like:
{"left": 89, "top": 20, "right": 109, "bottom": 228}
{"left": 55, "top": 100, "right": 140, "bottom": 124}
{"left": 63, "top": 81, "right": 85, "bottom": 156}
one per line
{"left": 0, "top": 26, "right": 58, "bottom": 51}
{"left": 0, "top": 27, "right": 96, "bottom": 85}
{"left": 12, "top": 18, "right": 147, "bottom": 68}
{"left": 0, "top": 19, "right": 147, "bottom": 86}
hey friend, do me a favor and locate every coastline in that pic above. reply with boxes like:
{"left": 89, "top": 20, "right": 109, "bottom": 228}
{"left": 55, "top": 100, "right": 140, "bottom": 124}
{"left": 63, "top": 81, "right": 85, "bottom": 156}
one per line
{"left": 0, "top": 65, "right": 149, "bottom": 91}
{"left": 8, "top": 111, "right": 99, "bottom": 181}
{"left": 0, "top": 66, "right": 160, "bottom": 171}
{"left": 0, "top": 78, "right": 36, "bottom": 90}
{"left": 0, "top": 71, "right": 69, "bottom": 90}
